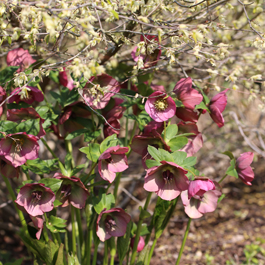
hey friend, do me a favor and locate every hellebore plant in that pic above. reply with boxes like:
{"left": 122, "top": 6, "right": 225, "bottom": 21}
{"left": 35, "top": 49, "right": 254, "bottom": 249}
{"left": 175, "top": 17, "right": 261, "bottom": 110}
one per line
{"left": 15, "top": 183, "right": 55, "bottom": 217}
{"left": 235, "top": 152, "right": 254, "bottom": 185}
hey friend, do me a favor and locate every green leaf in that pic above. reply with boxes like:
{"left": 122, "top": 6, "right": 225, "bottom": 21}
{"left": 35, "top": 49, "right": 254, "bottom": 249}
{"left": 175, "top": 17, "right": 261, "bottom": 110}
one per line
{"left": 0, "top": 66, "right": 19, "bottom": 88}
{"left": 110, "top": 9, "right": 119, "bottom": 19}
{"left": 54, "top": 244, "right": 65, "bottom": 265}
{"left": 15, "top": 119, "right": 40, "bottom": 136}
{"left": 163, "top": 124, "right": 178, "bottom": 142}
{"left": 5, "top": 258, "right": 24, "bottom": 265}
{"left": 7, "top": 102, "right": 30, "bottom": 109}
{"left": 226, "top": 158, "right": 238, "bottom": 178}
{"left": 38, "top": 178, "right": 62, "bottom": 193}
{"left": 84, "top": 130, "right": 101, "bottom": 142}
{"left": 147, "top": 146, "right": 162, "bottom": 162}
{"left": 145, "top": 159, "right": 161, "bottom": 168}
{"left": 168, "top": 136, "right": 188, "bottom": 152}
{"left": 80, "top": 143, "right": 101, "bottom": 162}
{"left": 35, "top": 106, "right": 50, "bottom": 119}
{"left": 140, "top": 208, "right": 151, "bottom": 219}
{"left": 171, "top": 151, "right": 187, "bottom": 165}
{"left": 49, "top": 70, "right": 59, "bottom": 84}
{"left": 67, "top": 253, "right": 80, "bottom": 265}
{"left": 64, "top": 153, "right": 72, "bottom": 174}
{"left": 195, "top": 101, "right": 209, "bottom": 111}
{"left": 136, "top": 245, "right": 150, "bottom": 265}
{"left": 26, "top": 158, "right": 59, "bottom": 174}
{"left": 117, "top": 221, "right": 132, "bottom": 263}
{"left": 46, "top": 216, "right": 67, "bottom": 233}
{"left": 54, "top": 199, "right": 62, "bottom": 207}
{"left": 100, "top": 134, "right": 120, "bottom": 153}
{"left": 223, "top": 151, "right": 235, "bottom": 160}
{"left": 93, "top": 193, "right": 115, "bottom": 214}
{"left": 182, "top": 156, "right": 197, "bottom": 167}
{"left": 0, "top": 120, "right": 17, "bottom": 134}
{"left": 71, "top": 163, "right": 86, "bottom": 176}
{"left": 158, "top": 149, "right": 174, "bottom": 162}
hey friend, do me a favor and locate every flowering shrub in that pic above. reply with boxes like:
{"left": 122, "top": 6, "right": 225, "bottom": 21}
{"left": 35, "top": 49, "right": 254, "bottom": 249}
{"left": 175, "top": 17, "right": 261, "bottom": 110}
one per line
{"left": 0, "top": 0, "right": 262, "bottom": 264}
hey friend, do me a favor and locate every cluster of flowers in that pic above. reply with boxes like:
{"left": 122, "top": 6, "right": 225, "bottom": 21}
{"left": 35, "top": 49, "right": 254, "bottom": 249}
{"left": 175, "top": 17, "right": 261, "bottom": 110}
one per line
{"left": 1, "top": 47, "right": 255, "bottom": 250}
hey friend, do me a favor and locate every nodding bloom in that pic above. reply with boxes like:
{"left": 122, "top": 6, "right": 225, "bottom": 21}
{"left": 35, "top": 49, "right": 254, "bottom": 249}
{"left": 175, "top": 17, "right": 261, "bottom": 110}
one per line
{"left": 131, "top": 35, "right": 161, "bottom": 68}
{"left": 0, "top": 156, "right": 20, "bottom": 178}
{"left": 235, "top": 152, "right": 254, "bottom": 185}
{"left": 181, "top": 178, "right": 222, "bottom": 219}
{"left": 208, "top": 89, "right": 229, "bottom": 128}
{"left": 59, "top": 68, "right": 75, "bottom": 90}
{"left": 7, "top": 107, "right": 46, "bottom": 138}
{"left": 6, "top": 48, "right": 36, "bottom": 73}
{"left": 0, "top": 86, "right": 6, "bottom": 117}
{"left": 173, "top": 78, "right": 203, "bottom": 109}
{"left": 96, "top": 208, "right": 131, "bottom": 242}
{"left": 178, "top": 122, "right": 203, "bottom": 157}
{"left": 130, "top": 236, "right": 145, "bottom": 252}
{"left": 8, "top": 86, "right": 44, "bottom": 105}
{"left": 15, "top": 183, "right": 55, "bottom": 217}
{"left": 176, "top": 107, "right": 199, "bottom": 123}
{"left": 55, "top": 173, "right": 89, "bottom": 209}
{"left": 30, "top": 215, "right": 44, "bottom": 240}
{"left": 0, "top": 132, "right": 39, "bottom": 167}
{"left": 83, "top": 74, "right": 121, "bottom": 109}
{"left": 145, "top": 91, "right": 176, "bottom": 122}
{"left": 98, "top": 146, "right": 129, "bottom": 183}
{"left": 144, "top": 161, "right": 189, "bottom": 201}
{"left": 51, "top": 101, "right": 91, "bottom": 139}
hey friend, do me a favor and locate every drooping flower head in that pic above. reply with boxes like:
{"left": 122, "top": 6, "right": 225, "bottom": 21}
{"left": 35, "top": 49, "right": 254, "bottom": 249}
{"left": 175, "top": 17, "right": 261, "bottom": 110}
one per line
{"left": 55, "top": 173, "right": 89, "bottom": 209}
{"left": 83, "top": 74, "right": 121, "bottom": 109}
{"left": 181, "top": 178, "right": 222, "bottom": 219}
{"left": 15, "top": 183, "right": 55, "bottom": 217}
{"left": 0, "top": 156, "right": 20, "bottom": 178}
{"left": 173, "top": 78, "right": 203, "bottom": 109}
{"left": 178, "top": 122, "right": 203, "bottom": 157}
{"left": 0, "top": 132, "right": 39, "bottom": 167}
{"left": 8, "top": 86, "right": 44, "bottom": 105}
{"left": 176, "top": 107, "right": 199, "bottom": 123}
{"left": 6, "top": 48, "right": 36, "bottom": 73}
{"left": 208, "top": 89, "right": 229, "bottom": 128}
{"left": 98, "top": 146, "right": 129, "bottom": 183}
{"left": 96, "top": 207, "right": 131, "bottom": 242}
{"left": 7, "top": 107, "right": 46, "bottom": 138}
{"left": 235, "top": 152, "right": 254, "bottom": 185}
{"left": 144, "top": 161, "right": 189, "bottom": 201}
{"left": 145, "top": 91, "right": 176, "bottom": 122}
{"left": 59, "top": 68, "right": 75, "bottom": 90}
{"left": 130, "top": 236, "right": 145, "bottom": 252}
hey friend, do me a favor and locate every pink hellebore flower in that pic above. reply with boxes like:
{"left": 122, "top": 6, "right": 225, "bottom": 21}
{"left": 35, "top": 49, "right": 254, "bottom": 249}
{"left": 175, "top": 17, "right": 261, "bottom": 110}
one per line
{"left": 173, "top": 78, "right": 203, "bottom": 109}
{"left": 15, "top": 183, "right": 55, "bottom": 217}
{"left": 7, "top": 107, "right": 46, "bottom": 138}
{"left": 178, "top": 122, "right": 203, "bottom": 157}
{"left": 181, "top": 178, "right": 222, "bottom": 219}
{"left": 130, "top": 236, "right": 145, "bottom": 252}
{"left": 98, "top": 146, "right": 129, "bottom": 183}
{"left": 0, "top": 132, "right": 39, "bottom": 167}
{"left": 6, "top": 48, "right": 36, "bottom": 73}
{"left": 54, "top": 173, "right": 89, "bottom": 209}
{"left": 208, "top": 89, "right": 229, "bottom": 128}
{"left": 0, "top": 156, "right": 20, "bottom": 178}
{"left": 8, "top": 86, "right": 44, "bottom": 105}
{"left": 144, "top": 161, "right": 189, "bottom": 201}
{"left": 145, "top": 91, "right": 176, "bottom": 122}
{"left": 59, "top": 68, "right": 75, "bottom": 90}
{"left": 83, "top": 74, "right": 121, "bottom": 109}
{"left": 0, "top": 86, "right": 6, "bottom": 116}
{"left": 30, "top": 215, "right": 44, "bottom": 240}
{"left": 96, "top": 207, "right": 131, "bottom": 242}
{"left": 176, "top": 107, "right": 199, "bottom": 123}
{"left": 235, "top": 152, "right": 254, "bottom": 185}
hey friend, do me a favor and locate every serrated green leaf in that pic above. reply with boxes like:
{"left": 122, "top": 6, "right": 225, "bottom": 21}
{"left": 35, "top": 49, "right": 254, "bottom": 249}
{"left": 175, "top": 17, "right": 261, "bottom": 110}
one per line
{"left": 0, "top": 66, "right": 19, "bottom": 88}
{"left": 100, "top": 134, "right": 120, "bottom": 153}
{"left": 38, "top": 178, "right": 62, "bottom": 193}
{"left": 168, "top": 136, "right": 188, "bottom": 152}
{"left": 65, "top": 128, "right": 89, "bottom": 141}
{"left": 80, "top": 143, "right": 101, "bottom": 162}
{"left": 195, "top": 101, "right": 209, "bottom": 111}
{"left": 145, "top": 159, "right": 161, "bottom": 168}
{"left": 147, "top": 146, "right": 162, "bottom": 162}
{"left": 182, "top": 156, "right": 197, "bottom": 167}
{"left": 35, "top": 106, "right": 50, "bottom": 119}
{"left": 54, "top": 243, "right": 65, "bottom": 265}
{"left": 84, "top": 130, "right": 101, "bottom": 142}
{"left": 0, "top": 120, "right": 17, "bottom": 133}
{"left": 67, "top": 253, "right": 80, "bottom": 265}
{"left": 140, "top": 208, "right": 151, "bottom": 219}
{"left": 171, "top": 151, "right": 187, "bottom": 165}
{"left": 163, "top": 124, "right": 178, "bottom": 142}
{"left": 158, "top": 148, "right": 173, "bottom": 162}
{"left": 136, "top": 245, "right": 150, "bottom": 265}
{"left": 93, "top": 193, "right": 115, "bottom": 214}
{"left": 26, "top": 158, "right": 59, "bottom": 174}
{"left": 15, "top": 119, "right": 40, "bottom": 136}
{"left": 226, "top": 158, "right": 238, "bottom": 178}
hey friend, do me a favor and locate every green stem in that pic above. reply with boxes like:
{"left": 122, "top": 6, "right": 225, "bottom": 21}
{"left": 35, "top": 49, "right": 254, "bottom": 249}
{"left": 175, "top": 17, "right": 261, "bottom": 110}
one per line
{"left": 83, "top": 162, "right": 97, "bottom": 184}
{"left": 128, "top": 121, "right": 137, "bottom": 146}
{"left": 92, "top": 242, "right": 99, "bottom": 265}
{"left": 164, "top": 121, "right": 167, "bottom": 141}
{"left": 147, "top": 238, "right": 158, "bottom": 264}
{"left": 75, "top": 208, "right": 84, "bottom": 247}
{"left": 218, "top": 174, "right": 227, "bottom": 183}
{"left": 103, "top": 241, "right": 108, "bottom": 265}
{"left": 65, "top": 231, "right": 69, "bottom": 253}
{"left": 110, "top": 237, "right": 116, "bottom": 265}
{"left": 175, "top": 218, "right": 192, "bottom": 265}
{"left": 114, "top": 173, "right": 121, "bottom": 201}
{"left": 44, "top": 213, "right": 57, "bottom": 243}
{"left": 65, "top": 140, "right": 75, "bottom": 168}
{"left": 130, "top": 192, "right": 152, "bottom": 265}
{"left": 43, "top": 225, "right": 50, "bottom": 243}
{"left": 3, "top": 176, "right": 26, "bottom": 227}
{"left": 71, "top": 206, "right": 77, "bottom": 256}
